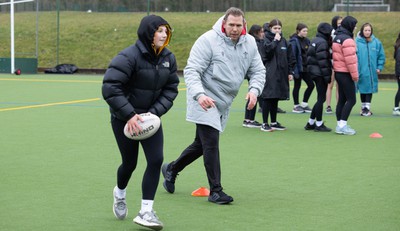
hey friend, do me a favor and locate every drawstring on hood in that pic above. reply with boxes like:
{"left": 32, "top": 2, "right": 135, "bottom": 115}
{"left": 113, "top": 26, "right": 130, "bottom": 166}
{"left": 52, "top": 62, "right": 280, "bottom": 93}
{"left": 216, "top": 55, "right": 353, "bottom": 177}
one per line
{"left": 137, "top": 15, "right": 172, "bottom": 58}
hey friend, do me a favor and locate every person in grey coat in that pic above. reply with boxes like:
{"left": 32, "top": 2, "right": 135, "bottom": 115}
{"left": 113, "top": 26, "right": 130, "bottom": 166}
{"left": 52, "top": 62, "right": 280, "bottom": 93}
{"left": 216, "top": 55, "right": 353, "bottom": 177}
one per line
{"left": 161, "top": 7, "right": 266, "bottom": 204}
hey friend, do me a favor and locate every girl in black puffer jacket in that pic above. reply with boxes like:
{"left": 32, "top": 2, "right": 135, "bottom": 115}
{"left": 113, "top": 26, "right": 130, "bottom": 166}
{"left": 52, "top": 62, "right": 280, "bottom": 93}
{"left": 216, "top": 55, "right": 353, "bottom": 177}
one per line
{"left": 304, "top": 22, "right": 333, "bottom": 132}
{"left": 102, "top": 14, "right": 179, "bottom": 230}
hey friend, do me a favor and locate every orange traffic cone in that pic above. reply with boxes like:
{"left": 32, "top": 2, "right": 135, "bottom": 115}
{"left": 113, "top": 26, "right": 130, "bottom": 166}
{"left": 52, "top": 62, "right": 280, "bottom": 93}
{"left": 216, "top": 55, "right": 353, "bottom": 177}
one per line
{"left": 369, "top": 132, "right": 383, "bottom": 138}
{"left": 191, "top": 187, "right": 210, "bottom": 197}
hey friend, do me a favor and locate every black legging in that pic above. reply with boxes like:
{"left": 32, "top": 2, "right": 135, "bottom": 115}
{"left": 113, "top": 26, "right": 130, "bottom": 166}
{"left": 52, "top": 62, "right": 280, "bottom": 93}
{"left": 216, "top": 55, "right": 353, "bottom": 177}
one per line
{"left": 244, "top": 98, "right": 262, "bottom": 120}
{"left": 310, "top": 77, "right": 328, "bottom": 121}
{"left": 292, "top": 72, "right": 314, "bottom": 105}
{"left": 335, "top": 72, "right": 357, "bottom": 121}
{"left": 262, "top": 98, "right": 279, "bottom": 124}
{"left": 396, "top": 76, "right": 400, "bottom": 107}
{"left": 360, "top": 93, "right": 373, "bottom": 103}
{"left": 170, "top": 124, "right": 222, "bottom": 192}
{"left": 111, "top": 116, "right": 164, "bottom": 200}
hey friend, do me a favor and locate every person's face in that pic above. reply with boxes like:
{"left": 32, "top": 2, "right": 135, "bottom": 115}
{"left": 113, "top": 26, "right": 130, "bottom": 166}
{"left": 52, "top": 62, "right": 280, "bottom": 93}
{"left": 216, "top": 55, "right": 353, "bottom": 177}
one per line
{"left": 270, "top": 25, "right": 282, "bottom": 34}
{"left": 258, "top": 29, "right": 265, "bottom": 39}
{"left": 298, "top": 28, "right": 308, "bottom": 38}
{"left": 337, "top": 19, "right": 342, "bottom": 27}
{"left": 223, "top": 15, "right": 244, "bottom": 42}
{"left": 153, "top": 25, "right": 168, "bottom": 49}
{"left": 363, "top": 25, "right": 372, "bottom": 38}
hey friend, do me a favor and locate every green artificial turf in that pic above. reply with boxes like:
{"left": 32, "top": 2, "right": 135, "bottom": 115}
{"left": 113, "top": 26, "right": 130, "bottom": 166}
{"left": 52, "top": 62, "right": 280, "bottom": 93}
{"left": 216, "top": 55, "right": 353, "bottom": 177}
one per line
{"left": 0, "top": 74, "right": 399, "bottom": 231}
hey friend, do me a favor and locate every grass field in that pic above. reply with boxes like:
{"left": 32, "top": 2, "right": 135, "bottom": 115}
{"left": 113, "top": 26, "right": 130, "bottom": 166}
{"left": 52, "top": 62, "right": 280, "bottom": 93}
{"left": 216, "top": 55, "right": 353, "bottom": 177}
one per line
{"left": 0, "top": 74, "right": 399, "bottom": 231}
{"left": 0, "top": 11, "right": 399, "bottom": 73}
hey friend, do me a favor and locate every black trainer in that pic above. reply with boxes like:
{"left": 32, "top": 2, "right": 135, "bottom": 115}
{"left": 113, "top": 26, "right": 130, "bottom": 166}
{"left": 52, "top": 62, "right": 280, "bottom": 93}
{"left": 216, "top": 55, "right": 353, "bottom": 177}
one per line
{"left": 161, "top": 163, "right": 178, "bottom": 194}
{"left": 304, "top": 122, "right": 316, "bottom": 130}
{"left": 315, "top": 123, "right": 332, "bottom": 132}
{"left": 208, "top": 190, "right": 234, "bottom": 205}
{"left": 270, "top": 122, "right": 286, "bottom": 131}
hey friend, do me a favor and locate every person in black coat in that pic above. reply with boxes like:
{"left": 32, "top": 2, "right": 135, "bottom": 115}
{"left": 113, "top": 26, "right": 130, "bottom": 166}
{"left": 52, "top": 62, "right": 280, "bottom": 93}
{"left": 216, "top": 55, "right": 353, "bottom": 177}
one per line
{"left": 304, "top": 22, "right": 333, "bottom": 132}
{"left": 393, "top": 32, "right": 400, "bottom": 116}
{"left": 102, "top": 14, "right": 179, "bottom": 230}
{"left": 259, "top": 19, "right": 295, "bottom": 132}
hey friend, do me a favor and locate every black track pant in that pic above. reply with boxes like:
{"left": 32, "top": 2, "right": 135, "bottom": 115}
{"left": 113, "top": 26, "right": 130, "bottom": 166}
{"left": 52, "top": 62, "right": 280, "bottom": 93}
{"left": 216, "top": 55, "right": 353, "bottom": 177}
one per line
{"left": 292, "top": 72, "right": 314, "bottom": 105}
{"left": 244, "top": 98, "right": 262, "bottom": 120}
{"left": 335, "top": 72, "right": 357, "bottom": 121}
{"left": 262, "top": 98, "right": 279, "bottom": 124}
{"left": 170, "top": 124, "right": 222, "bottom": 192}
{"left": 396, "top": 76, "right": 400, "bottom": 107}
{"left": 310, "top": 77, "right": 328, "bottom": 121}
{"left": 111, "top": 117, "right": 163, "bottom": 200}
{"left": 360, "top": 93, "right": 373, "bottom": 103}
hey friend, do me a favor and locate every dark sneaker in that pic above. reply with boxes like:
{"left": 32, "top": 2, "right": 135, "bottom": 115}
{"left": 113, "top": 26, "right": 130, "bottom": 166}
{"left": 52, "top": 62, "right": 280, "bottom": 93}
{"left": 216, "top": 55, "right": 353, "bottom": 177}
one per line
{"left": 304, "top": 122, "right": 316, "bottom": 130}
{"left": 271, "top": 122, "right": 286, "bottom": 131}
{"left": 162, "top": 163, "right": 178, "bottom": 194}
{"left": 243, "top": 120, "right": 262, "bottom": 128}
{"left": 360, "top": 108, "right": 372, "bottom": 116}
{"left": 260, "top": 123, "right": 273, "bottom": 132}
{"left": 302, "top": 105, "right": 312, "bottom": 113}
{"left": 325, "top": 106, "right": 333, "bottom": 114}
{"left": 292, "top": 105, "right": 305, "bottom": 113}
{"left": 314, "top": 123, "right": 332, "bottom": 132}
{"left": 277, "top": 107, "right": 286, "bottom": 113}
{"left": 208, "top": 190, "right": 234, "bottom": 205}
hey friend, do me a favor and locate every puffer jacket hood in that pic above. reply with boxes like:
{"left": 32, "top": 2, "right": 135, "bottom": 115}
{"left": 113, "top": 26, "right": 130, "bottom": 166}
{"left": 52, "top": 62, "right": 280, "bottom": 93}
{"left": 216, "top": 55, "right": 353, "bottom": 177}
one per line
{"left": 340, "top": 16, "right": 357, "bottom": 37}
{"left": 318, "top": 23, "right": 333, "bottom": 37}
{"left": 137, "top": 15, "right": 172, "bottom": 58}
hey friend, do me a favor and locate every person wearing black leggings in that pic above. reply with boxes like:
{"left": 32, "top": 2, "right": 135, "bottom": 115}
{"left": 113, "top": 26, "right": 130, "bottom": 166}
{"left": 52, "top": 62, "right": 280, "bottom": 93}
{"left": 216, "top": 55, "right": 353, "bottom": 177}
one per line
{"left": 332, "top": 16, "right": 358, "bottom": 135}
{"left": 393, "top": 32, "right": 400, "bottom": 116}
{"left": 102, "top": 15, "right": 179, "bottom": 230}
{"left": 304, "top": 22, "right": 333, "bottom": 132}
{"left": 289, "top": 23, "right": 314, "bottom": 113}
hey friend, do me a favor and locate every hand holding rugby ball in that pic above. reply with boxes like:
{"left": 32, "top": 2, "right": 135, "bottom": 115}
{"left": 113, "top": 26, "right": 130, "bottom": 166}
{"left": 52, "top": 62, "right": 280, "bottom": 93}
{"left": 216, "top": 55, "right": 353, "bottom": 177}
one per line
{"left": 124, "top": 113, "right": 160, "bottom": 140}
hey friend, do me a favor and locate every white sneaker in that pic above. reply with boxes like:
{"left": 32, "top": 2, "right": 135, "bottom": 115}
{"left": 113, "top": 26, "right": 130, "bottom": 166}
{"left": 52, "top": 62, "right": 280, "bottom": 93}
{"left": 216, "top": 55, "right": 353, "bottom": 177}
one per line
{"left": 113, "top": 187, "right": 128, "bottom": 220}
{"left": 393, "top": 108, "right": 400, "bottom": 116}
{"left": 335, "top": 125, "right": 356, "bottom": 135}
{"left": 133, "top": 210, "right": 164, "bottom": 231}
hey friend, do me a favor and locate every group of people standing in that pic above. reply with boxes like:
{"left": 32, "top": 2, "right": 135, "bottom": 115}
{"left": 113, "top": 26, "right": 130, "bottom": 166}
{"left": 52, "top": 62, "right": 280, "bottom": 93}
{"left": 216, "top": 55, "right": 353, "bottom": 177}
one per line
{"left": 243, "top": 14, "right": 394, "bottom": 135}
{"left": 101, "top": 7, "right": 400, "bottom": 231}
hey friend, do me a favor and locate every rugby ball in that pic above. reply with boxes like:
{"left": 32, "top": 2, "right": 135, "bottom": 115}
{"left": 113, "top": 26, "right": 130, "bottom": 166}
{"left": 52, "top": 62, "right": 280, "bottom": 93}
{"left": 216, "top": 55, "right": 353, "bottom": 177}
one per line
{"left": 123, "top": 113, "right": 161, "bottom": 140}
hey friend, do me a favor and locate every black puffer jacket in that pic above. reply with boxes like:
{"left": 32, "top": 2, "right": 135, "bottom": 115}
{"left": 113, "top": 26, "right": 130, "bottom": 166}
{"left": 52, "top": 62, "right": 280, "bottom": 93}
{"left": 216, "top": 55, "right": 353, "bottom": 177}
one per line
{"left": 307, "top": 22, "right": 333, "bottom": 82}
{"left": 102, "top": 15, "right": 179, "bottom": 121}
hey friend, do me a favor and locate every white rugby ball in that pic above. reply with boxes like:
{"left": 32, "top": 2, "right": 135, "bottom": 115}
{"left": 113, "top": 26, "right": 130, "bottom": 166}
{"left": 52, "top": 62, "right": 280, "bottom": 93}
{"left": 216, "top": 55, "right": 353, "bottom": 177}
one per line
{"left": 123, "top": 113, "right": 161, "bottom": 140}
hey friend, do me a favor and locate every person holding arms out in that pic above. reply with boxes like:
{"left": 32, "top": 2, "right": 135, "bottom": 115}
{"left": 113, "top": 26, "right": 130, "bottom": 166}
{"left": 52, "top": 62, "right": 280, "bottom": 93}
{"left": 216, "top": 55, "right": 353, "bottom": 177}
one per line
{"left": 162, "top": 7, "right": 265, "bottom": 204}
{"left": 102, "top": 15, "right": 179, "bottom": 230}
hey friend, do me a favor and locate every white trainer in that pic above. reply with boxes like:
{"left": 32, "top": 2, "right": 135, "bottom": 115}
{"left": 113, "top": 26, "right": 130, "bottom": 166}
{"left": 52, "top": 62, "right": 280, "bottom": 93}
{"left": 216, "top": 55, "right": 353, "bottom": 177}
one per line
{"left": 113, "top": 187, "right": 128, "bottom": 220}
{"left": 133, "top": 210, "right": 164, "bottom": 231}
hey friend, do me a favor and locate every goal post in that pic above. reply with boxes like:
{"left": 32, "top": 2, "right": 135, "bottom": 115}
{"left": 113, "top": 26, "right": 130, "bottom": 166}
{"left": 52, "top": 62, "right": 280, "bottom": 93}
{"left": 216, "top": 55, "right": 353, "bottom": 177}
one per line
{"left": 0, "top": 0, "right": 38, "bottom": 74}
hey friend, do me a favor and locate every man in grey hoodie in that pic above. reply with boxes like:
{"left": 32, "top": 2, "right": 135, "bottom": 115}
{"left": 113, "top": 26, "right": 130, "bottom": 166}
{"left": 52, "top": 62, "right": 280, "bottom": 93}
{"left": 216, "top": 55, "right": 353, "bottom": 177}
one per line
{"left": 162, "top": 7, "right": 266, "bottom": 204}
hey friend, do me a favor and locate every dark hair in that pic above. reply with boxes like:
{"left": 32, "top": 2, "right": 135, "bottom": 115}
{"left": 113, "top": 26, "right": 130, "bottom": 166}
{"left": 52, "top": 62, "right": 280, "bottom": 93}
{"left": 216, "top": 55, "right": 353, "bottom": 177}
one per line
{"left": 296, "top": 23, "right": 308, "bottom": 33}
{"left": 395, "top": 32, "right": 400, "bottom": 58}
{"left": 223, "top": 7, "right": 245, "bottom": 21}
{"left": 269, "top": 18, "right": 282, "bottom": 28}
{"left": 360, "top": 22, "right": 373, "bottom": 38}
{"left": 331, "top": 16, "right": 343, "bottom": 30}
{"left": 248, "top": 24, "right": 263, "bottom": 39}
{"left": 263, "top": 22, "right": 270, "bottom": 32}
